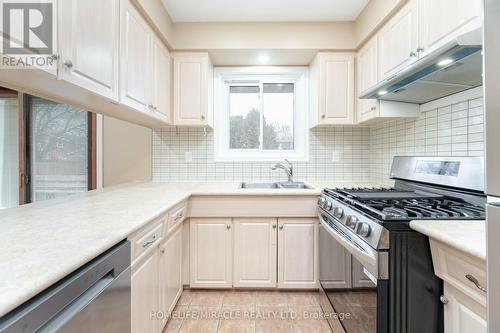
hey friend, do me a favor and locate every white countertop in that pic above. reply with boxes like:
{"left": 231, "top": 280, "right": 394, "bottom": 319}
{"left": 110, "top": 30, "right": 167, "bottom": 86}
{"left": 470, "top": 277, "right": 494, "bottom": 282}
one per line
{"left": 410, "top": 220, "right": 486, "bottom": 261}
{"left": 0, "top": 180, "right": 373, "bottom": 318}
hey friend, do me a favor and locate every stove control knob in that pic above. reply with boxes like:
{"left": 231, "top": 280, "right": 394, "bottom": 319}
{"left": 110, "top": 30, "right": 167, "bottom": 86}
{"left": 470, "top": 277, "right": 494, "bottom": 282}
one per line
{"left": 334, "top": 207, "right": 344, "bottom": 218}
{"left": 357, "top": 222, "right": 371, "bottom": 237}
{"left": 318, "top": 197, "right": 326, "bottom": 206}
{"left": 324, "top": 201, "right": 333, "bottom": 211}
{"left": 346, "top": 216, "right": 358, "bottom": 229}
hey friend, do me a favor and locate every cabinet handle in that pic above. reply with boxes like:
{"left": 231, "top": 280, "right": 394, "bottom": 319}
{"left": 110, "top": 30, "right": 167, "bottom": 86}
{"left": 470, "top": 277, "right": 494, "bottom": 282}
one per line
{"left": 370, "top": 107, "right": 376, "bottom": 111}
{"left": 465, "top": 274, "right": 487, "bottom": 293}
{"left": 148, "top": 104, "right": 154, "bottom": 110}
{"left": 174, "top": 213, "right": 183, "bottom": 222}
{"left": 63, "top": 60, "right": 73, "bottom": 69}
{"left": 416, "top": 47, "right": 424, "bottom": 53}
{"left": 439, "top": 295, "right": 448, "bottom": 304}
{"left": 226, "top": 224, "right": 231, "bottom": 230}
{"left": 409, "top": 51, "right": 418, "bottom": 57}
{"left": 279, "top": 225, "right": 284, "bottom": 230}
{"left": 142, "top": 235, "right": 158, "bottom": 248}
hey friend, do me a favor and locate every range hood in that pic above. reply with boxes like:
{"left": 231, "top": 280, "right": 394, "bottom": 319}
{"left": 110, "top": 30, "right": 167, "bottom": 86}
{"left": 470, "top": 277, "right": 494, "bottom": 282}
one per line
{"left": 360, "top": 28, "right": 482, "bottom": 104}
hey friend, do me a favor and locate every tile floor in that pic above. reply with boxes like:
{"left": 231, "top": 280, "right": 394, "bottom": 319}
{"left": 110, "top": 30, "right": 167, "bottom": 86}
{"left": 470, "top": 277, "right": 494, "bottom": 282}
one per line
{"left": 162, "top": 289, "right": 333, "bottom": 333}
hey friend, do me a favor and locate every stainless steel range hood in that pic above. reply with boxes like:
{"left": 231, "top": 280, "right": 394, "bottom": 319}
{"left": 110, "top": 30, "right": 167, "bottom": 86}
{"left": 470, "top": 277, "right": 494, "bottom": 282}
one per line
{"left": 360, "top": 28, "right": 482, "bottom": 104}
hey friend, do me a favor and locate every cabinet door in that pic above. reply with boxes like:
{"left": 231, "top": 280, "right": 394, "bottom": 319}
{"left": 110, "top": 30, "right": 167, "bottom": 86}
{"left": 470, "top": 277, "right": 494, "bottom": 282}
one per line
{"left": 152, "top": 37, "right": 171, "bottom": 122}
{"left": 278, "top": 218, "right": 318, "bottom": 289}
{"left": 173, "top": 54, "right": 210, "bottom": 126}
{"left": 120, "top": 0, "right": 152, "bottom": 113}
{"left": 131, "top": 250, "right": 159, "bottom": 333}
{"left": 444, "top": 283, "right": 486, "bottom": 333}
{"left": 319, "top": 224, "right": 352, "bottom": 289}
{"left": 158, "top": 227, "right": 182, "bottom": 330}
{"left": 190, "top": 218, "right": 232, "bottom": 288}
{"left": 59, "top": 0, "right": 119, "bottom": 100}
{"left": 233, "top": 218, "right": 277, "bottom": 288}
{"left": 351, "top": 256, "right": 376, "bottom": 288}
{"left": 378, "top": 0, "right": 419, "bottom": 80}
{"left": 319, "top": 53, "right": 355, "bottom": 125}
{"left": 419, "top": 0, "right": 482, "bottom": 57}
{"left": 357, "top": 36, "right": 379, "bottom": 123}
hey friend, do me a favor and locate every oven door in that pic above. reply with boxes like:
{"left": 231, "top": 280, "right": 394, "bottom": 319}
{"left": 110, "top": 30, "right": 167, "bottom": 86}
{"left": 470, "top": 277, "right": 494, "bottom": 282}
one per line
{"left": 319, "top": 212, "right": 387, "bottom": 333}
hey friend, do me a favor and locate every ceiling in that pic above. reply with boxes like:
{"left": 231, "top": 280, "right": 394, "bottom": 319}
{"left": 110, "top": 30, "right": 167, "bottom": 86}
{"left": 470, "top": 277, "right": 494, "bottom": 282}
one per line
{"left": 162, "top": 0, "right": 370, "bottom": 22}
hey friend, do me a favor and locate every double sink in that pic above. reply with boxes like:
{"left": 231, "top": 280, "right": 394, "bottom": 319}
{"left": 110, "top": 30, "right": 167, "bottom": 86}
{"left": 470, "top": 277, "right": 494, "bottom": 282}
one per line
{"left": 239, "top": 182, "right": 314, "bottom": 189}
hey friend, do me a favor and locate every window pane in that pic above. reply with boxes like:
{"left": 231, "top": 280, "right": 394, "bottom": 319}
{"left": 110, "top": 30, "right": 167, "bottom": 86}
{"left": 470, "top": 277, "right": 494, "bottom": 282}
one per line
{"left": 229, "top": 86, "right": 260, "bottom": 149}
{"left": 263, "top": 83, "right": 294, "bottom": 150}
{"left": 30, "top": 97, "right": 89, "bottom": 202}
{"left": 0, "top": 98, "right": 19, "bottom": 209}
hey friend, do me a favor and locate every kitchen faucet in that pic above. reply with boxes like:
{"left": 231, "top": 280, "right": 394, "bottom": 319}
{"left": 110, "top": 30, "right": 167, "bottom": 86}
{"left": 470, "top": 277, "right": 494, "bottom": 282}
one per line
{"left": 272, "top": 159, "right": 294, "bottom": 183}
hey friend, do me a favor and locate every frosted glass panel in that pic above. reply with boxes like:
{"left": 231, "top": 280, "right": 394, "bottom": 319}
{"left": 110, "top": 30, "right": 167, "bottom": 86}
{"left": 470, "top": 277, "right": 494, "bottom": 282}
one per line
{"left": 0, "top": 99, "right": 19, "bottom": 209}
{"left": 30, "top": 98, "right": 89, "bottom": 202}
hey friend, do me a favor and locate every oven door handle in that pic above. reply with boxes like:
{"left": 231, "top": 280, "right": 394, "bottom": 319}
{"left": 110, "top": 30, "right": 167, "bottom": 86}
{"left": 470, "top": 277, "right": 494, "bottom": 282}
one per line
{"left": 319, "top": 214, "right": 379, "bottom": 278}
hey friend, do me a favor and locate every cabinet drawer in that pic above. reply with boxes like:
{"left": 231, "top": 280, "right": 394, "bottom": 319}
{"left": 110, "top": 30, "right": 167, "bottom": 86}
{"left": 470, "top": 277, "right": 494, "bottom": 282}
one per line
{"left": 430, "top": 240, "right": 486, "bottom": 306}
{"left": 167, "top": 202, "right": 187, "bottom": 233}
{"left": 130, "top": 218, "right": 165, "bottom": 263}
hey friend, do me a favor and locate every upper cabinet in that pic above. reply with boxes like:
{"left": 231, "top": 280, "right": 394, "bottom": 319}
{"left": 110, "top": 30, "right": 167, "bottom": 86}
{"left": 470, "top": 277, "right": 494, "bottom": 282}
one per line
{"left": 59, "top": 0, "right": 119, "bottom": 101}
{"left": 120, "top": 0, "right": 152, "bottom": 114}
{"left": 172, "top": 52, "right": 214, "bottom": 127}
{"left": 378, "top": 0, "right": 419, "bottom": 80}
{"left": 152, "top": 37, "right": 171, "bottom": 122}
{"left": 310, "top": 52, "right": 355, "bottom": 127}
{"left": 419, "top": 0, "right": 482, "bottom": 57}
{"left": 356, "top": 36, "right": 379, "bottom": 123}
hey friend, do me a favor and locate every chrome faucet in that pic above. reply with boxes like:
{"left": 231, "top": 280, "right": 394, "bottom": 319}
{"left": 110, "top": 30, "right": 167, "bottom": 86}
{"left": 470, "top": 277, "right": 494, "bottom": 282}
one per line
{"left": 272, "top": 159, "right": 294, "bottom": 183}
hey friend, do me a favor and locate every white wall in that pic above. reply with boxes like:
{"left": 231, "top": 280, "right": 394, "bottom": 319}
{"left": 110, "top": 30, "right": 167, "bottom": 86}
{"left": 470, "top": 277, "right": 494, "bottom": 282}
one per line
{"left": 0, "top": 99, "right": 19, "bottom": 209}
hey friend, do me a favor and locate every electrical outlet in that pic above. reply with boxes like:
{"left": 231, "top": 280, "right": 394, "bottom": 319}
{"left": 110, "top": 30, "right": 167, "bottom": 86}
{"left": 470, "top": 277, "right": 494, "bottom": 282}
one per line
{"left": 185, "top": 152, "right": 193, "bottom": 163}
{"left": 332, "top": 152, "right": 341, "bottom": 162}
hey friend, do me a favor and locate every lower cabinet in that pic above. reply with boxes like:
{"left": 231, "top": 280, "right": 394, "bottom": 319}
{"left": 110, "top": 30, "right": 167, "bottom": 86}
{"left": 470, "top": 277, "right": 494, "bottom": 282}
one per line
{"left": 233, "top": 218, "right": 277, "bottom": 288}
{"left": 278, "top": 218, "right": 318, "bottom": 289}
{"left": 131, "top": 249, "right": 159, "bottom": 333}
{"left": 158, "top": 226, "right": 183, "bottom": 330}
{"left": 190, "top": 218, "right": 233, "bottom": 288}
{"left": 444, "top": 283, "right": 487, "bottom": 333}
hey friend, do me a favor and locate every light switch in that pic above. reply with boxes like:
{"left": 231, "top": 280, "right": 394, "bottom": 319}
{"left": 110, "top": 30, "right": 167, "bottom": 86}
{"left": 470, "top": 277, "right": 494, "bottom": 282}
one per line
{"left": 185, "top": 152, "right": 193, "bottom": 163}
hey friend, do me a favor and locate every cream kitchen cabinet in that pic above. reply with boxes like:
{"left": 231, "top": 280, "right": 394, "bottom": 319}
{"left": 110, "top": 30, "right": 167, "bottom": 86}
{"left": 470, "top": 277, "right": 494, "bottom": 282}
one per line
{"left": 419, "top": 0, "right": 482, "bottom": 57}
{"left": 309, "top": 52, "right": 355, "bottom": 127}
{"left": 158, "top": 226, "right": 183, "bottom": 331}
{"left": 356, "top": 36, "right": 379, "bottom": 123}
{"left": 131, "top": 249, "right": 159, "bottom": 333}
{"left": 59, "top": 0, "right": 119, "bottom": 101}
{"left": 378, "top": 0, "right": 419, "bottom": 81}
{"left": 190, "top": 218, "right": 232, "bottom": 288}
{"left": 120, "top": 0, "right": 152, "bottom": 113}
{"left": 172, "top": 52, "right": 214, "bottom": 127}
{"left": 319, "top": 223, "right": 352, "bottom": 289}
{"left": 152, "top": 37, "right": 171, "bottom": 121}
{"left": 277, "top": 218, "right": 318, "bottom": 289}
{"left": 443, "top": 283, "right": 487, "bottom": 333}
{"left": 233, "top": 218, "right": 277, "bottom": 288}
{"left": 120, "top": 0, "right": 171, "bottom": 120}
{"left": 352, "top": 257, "right": 376, "bottom": 288}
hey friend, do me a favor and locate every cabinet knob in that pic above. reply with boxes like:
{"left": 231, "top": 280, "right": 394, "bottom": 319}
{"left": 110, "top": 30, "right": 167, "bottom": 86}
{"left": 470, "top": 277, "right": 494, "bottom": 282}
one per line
{"left": 279, "top": 225, "right": 284, "bottom": 230}
{"left": 409, "top": 51, "right": 418, "bottom": 58}
{"left": 201, "top": 115, "right": 205, "bottom": 120}
{"left": 321, "top": 114, "right": 326, "bottom": 119}
{"left": 148, "top": 104, "right": 154, "bottom": 110}
{"left": 416, "top": 47, "right": 425, "bottom": 53}
{"left": 370, "top": 106, "right": 376, "bottom": 111}
{"left": 226, "top": 224, "right": 231, "bottom": 230}
{"left": 439, "top": 295, "right": 448, "bottom": 304}
{"left": 272, "top": 224, "right": 277, "bottom": 229}
{"left": 63, "top": 60, "right": 73, "bottom": 69}
{"left": 51, "top": 54, "right": 59, "bottom": 60}
{"left": 160, "top": 248, "right": 165, "bottom": 254}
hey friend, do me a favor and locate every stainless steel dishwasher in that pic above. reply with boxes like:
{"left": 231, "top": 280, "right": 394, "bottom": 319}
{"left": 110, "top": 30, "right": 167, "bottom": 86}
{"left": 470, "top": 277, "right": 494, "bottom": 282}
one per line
{"left": 0, "top": 241, "right": 131, "bottom": 333}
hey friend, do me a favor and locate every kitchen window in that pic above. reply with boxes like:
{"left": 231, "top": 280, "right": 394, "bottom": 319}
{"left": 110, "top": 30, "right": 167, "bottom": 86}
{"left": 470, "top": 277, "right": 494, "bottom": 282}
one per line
{"left": 214, "top": 67, "right": 308, "bottom": 161}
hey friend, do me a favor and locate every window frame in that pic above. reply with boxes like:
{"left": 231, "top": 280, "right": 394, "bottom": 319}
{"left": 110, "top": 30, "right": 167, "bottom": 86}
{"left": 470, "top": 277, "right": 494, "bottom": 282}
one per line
{"left": 214, "top": 67, "right": 309, "bottom": 162}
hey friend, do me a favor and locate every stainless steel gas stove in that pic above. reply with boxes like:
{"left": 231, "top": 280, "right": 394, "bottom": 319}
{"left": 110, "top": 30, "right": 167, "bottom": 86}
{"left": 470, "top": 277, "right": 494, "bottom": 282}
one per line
{"left": 318, "top": 156, "right": 486, "bottom": 333}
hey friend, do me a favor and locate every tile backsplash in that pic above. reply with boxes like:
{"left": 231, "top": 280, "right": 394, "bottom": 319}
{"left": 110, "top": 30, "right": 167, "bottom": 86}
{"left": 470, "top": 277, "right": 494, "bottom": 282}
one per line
{"left": 152, "top": 96, "right": 484, "bottom": 185}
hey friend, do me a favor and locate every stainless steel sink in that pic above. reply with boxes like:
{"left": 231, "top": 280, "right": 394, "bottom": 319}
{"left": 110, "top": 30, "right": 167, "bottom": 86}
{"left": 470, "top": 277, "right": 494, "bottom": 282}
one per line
{"left": 239, "top": 182, "right": 313, "bottom": 189}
